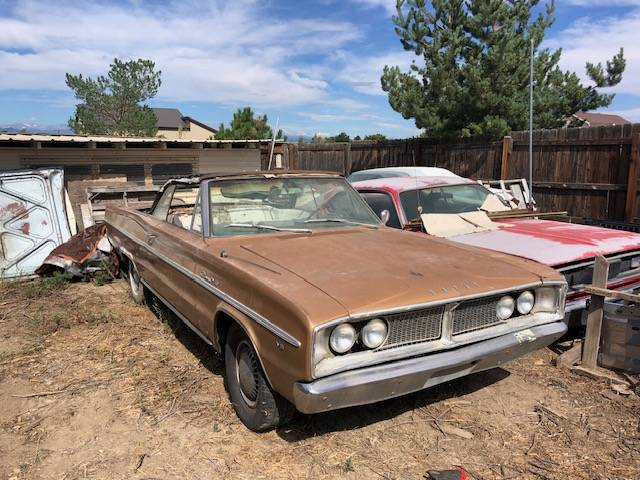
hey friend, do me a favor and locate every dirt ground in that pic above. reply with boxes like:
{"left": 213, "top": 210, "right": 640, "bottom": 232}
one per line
{"left": 0, "top": 277, "right": 639, "bottom": 480}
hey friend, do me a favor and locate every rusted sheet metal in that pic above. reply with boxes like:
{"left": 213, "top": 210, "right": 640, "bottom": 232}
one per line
{"left": 451, "top": 219, "right": 640, "bottom": 267}
{"left": 0, "top": 168, "right": 72, "bottom": 278}
{"left": 36, "top": 224, "right": 118, "bottom": 278}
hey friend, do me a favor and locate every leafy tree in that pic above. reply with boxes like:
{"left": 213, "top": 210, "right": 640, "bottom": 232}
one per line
{"left": 326, "top": 132, "right": 351, "bottom": 142}
{"left": 364, "top": 133, "right": 387, "bottom": 141}
{"left": 216, "top": 107, "right": 284, "bottom": 140}
{"left": 381, "top": 0, "right": 626, "bottom": 139}
{"left": 353, "top": 135, "right": 362, "bottom": 140}
{"left": 311, "top": 133, "right": 326, "bottom": 144}
{"left": 66, "top": 58, "right": 161, "bottom": 136}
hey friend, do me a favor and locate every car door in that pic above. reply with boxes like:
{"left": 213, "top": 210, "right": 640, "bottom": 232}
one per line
{"left": 140, "top": 183, "right": 212, "bottom": 332}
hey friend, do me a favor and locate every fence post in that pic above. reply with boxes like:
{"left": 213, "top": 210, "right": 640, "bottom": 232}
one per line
{"left": 625, "top": 132, "right": 640, "bottom": 221}
{"left": 344, "top": 142, "right": 352, "bottom": 176}
{"left": 582, "top": 255, "right": 609, "bottom": 369}
{"left": 414, "top": 139, "right": 422, "bottom": 166}
{"left": 287, "top": 143, "right": 298, "bottom": 170}
{"left": 500, "top": 136, "right": 513, "bottom": 180}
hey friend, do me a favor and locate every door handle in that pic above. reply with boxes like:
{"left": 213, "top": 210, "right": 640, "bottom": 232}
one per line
{"left": 146, "top": 233, "right": 158, "bottom": 245}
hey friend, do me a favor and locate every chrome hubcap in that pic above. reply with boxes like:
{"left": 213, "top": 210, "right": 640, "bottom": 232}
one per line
{"left": 236, "top": 340, "right": 259, "bottom": 408}
{"left": 130, "top": 265, "right": 141, "bottom": 293}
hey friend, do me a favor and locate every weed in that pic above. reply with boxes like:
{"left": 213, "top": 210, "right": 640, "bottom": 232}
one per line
{"left": 93, "top": 258, "right": 116, "bottom": 286}
{"left": 342, "top": 457, "right": 355, "bottom": 473}
{"left": 26, "top": 309, "right": 70, "bottom": 334}
{"left": 86, "top": 311, "right": 117, "bottom": 325}
{"left": 23, "top": 272, "right": 72, "bottom": 298}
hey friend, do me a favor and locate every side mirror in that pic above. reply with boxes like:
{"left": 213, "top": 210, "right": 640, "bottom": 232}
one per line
{"left": 380, "top": 209, "right": 390, "bottom": 225}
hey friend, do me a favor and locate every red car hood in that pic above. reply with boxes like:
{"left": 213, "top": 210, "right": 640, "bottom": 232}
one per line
{"left": 450, "top": 219, "right": 640, "bottom": 267}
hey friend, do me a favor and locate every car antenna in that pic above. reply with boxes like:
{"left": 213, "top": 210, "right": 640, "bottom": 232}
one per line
{"left": 267, "top": 115, "right": 279, "bottom": 170}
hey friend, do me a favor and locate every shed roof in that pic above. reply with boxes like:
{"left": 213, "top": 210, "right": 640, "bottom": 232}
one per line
{"left": 0, "top": 133, "right": 276, "bottom": 143}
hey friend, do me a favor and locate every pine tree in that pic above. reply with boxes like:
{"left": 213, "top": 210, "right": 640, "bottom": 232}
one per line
{"left": 216, "top": 107, "right": 284, "bottom": 140}
{"left": 66, "top": 58, "right": 161, "bottom": 137}
{"left": 381, "top": 0, "right": 626, "bottom": 139}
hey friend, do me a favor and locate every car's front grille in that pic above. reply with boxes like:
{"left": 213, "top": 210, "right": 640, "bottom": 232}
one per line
{"left": 452, "top": 296, "right": 502, "bottom": 335}
{"left": 378, "top": 305, "right": 444, "bottom": 350}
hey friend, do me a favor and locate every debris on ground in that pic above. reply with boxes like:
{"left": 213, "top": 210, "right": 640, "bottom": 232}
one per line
{"left": 1, "top": 280, "right": 639, "bottom": 479}
{"left": 35, "top": 224, "right": 118, "bottom": 280}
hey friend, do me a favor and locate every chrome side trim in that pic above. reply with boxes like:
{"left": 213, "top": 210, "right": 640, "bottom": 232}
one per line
{"left": 141, "top": 279, "right": 213, "bottom": 346}
{"left": 116, "top": 227, "right": 302, "bottom": 348}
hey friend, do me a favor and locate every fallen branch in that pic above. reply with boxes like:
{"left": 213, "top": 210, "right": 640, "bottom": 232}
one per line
{"left": 11, "top": 383, "right": 75, "bottom": 398}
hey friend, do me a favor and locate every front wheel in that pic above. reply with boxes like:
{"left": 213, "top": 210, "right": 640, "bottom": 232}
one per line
{"left": 224, "top": 325, "right": 294, "bottom": 431}
{"left": 127, "top": 261, "right": 145, "bottom": 305}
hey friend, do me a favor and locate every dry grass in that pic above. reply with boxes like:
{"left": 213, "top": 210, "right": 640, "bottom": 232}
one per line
{"left": 0, "top": 278, "right": 638, "bottom": 479}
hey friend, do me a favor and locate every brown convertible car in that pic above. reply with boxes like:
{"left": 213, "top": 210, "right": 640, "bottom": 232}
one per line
{"left": 106, "top": 171, "right": 567, "bottom": 431}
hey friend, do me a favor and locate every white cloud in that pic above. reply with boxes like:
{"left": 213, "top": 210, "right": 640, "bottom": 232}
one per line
{"left": 0, "top": 0, "right": 362, "bottom": 107}
{"left": 544, "top": 8, "right": 640, "bottom": 96}
{"left": 563, "top": 1, "right": 640, "bottom": 5}
{"left": 601, "top": 107, "right": 640, "bottom": 122}
{"left": 335, "top": 51, "right": 415, "bottom": 95}
{"left": 299, "top": 112, "right": 356, "bottom": 122}
{"left": 349, "top": 0, "right": 397, "bottom": 15}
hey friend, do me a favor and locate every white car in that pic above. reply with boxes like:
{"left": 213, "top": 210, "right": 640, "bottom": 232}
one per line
{"left": 347, "top": 167, "right": 460, "bottom": 183}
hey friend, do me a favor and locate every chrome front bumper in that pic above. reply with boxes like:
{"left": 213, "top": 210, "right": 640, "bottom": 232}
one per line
{"left": 293, "top": 322, "right": 567, "bottom": 414}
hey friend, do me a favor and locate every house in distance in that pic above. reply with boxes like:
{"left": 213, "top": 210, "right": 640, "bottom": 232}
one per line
{"left": 153, "top": 108, "right": 217, "bottom": 140}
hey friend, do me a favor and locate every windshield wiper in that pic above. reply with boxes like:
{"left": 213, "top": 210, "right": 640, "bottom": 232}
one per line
{"left": 303, "top": 218, "right": 378, "bottom": 229}
{"left": 226, "top": 223, "right": 312, "bottom": 233}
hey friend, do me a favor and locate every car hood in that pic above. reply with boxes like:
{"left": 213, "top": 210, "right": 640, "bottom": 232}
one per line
{"left": 235, "top": 226, "right": 560, "bottom": 320}
{"left": 450, "top": 219, "right": 640, "bottom": 267}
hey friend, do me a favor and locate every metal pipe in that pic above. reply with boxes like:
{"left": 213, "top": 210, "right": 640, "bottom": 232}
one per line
{"left": 529, "top": 38, "right": 534, "bottom": 201}
{"left": 267, "top": 116, "right": 279, "bottom": 170}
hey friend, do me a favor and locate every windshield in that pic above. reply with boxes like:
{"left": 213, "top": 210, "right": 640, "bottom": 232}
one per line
{"left": 208, "top": 176, "right": 381, "bottom": 236}
{"left": 400, "top": 184, "right": 500, "bottom": 221}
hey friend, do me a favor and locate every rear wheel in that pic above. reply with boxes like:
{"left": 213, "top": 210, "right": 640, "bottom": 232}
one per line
{"left": 127, "top": 261, "right": 145, "bottom": 305}
{"left": 224, "top": 325, "right": 294, "bottom": 431}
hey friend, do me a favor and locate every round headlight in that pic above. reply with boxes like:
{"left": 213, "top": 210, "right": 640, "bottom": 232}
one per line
{"left": 517, "top": 290, "right": 535, "bottom": 315}
{"left": 496, "top": 295, "right": 515, "bottom": 320}
{"left": 329, "top": 323, "right": 356, "bottom": 354}
{"left": 361, "top": 318, "right": 388, "bottom": 349}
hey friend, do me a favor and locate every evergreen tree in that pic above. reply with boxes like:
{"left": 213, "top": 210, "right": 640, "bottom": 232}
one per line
{"left": 381, "top": 0, "right": 626, "bottom": 139}
{"left": 327, "top": 132, "right": 351, "bottom": 142}
{"left": 66, "top": 58, "right": 161, "bottom": 136}
{"left": 216, "top": 107, "right": 284, "bottom": 140}
{"left": 364, "top": 133, "right": 387, "bottom": 141}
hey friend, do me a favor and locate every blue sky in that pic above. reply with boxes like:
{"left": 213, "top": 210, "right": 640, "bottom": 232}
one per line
{"left": 0, "top": 0, "right": 639, "bottom": 138}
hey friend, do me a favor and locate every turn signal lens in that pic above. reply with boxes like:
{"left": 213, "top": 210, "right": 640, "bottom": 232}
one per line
{"left": 361, "top": 318, "right": 388, "bottom": 349}
{"left": 329, "top": 323, "right": 356, "bottom": 354}
{"left": 517, "top": 290, "right": 535, "bottom": 315}
{"left": 534, "top": 287, "right": 558, "bottom": 312}
{"left": 496, "top": 295, "right": 515, "bottom": 320}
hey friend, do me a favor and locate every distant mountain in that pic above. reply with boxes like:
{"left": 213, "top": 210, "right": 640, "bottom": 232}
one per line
{"left": 0, "top": 123, "right": 73, "bottom": 135}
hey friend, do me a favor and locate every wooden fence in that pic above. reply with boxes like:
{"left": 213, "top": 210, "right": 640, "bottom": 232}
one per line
{"left": 281, "top": 123, "right": 640, "bottom": 222}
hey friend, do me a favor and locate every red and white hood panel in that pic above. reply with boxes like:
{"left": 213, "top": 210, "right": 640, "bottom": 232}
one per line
{"left": 450, "top": 219, "right": 640, "bottom": 267}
